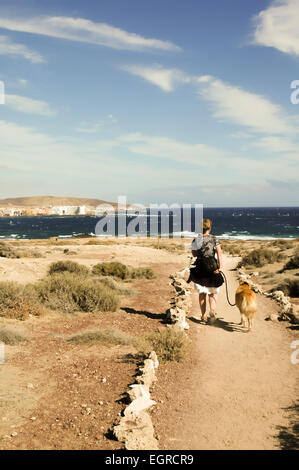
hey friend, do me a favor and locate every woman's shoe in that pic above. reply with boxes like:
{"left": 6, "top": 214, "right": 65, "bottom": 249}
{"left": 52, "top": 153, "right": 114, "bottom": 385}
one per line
{"left": 202, "top": 314, "right": 209, "bottom": 323}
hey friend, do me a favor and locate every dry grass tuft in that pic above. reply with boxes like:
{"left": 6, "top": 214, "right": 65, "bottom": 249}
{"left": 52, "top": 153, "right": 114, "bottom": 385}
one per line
{"left": 0, "top": 282, "right": 44, "bottom": 320}
{"left": 92, "top": 261, "right": 155, "bottom": 280}
{"left": 238, "top": 248, "right": 285, "bottom": 268}
{"left": 67, "top": 328, "right": 133, "bottom": 346}
{"left": 35, "top": 272, "right": 120, "bottom": 313}
{"left": 137, "top": 327, "right": 190, "bottom": 363}
{"left": 0, "top": 326, "right": 28, "bottom": 345}
{"left": 48, "top": 260, "right": 89, "bottom": 276}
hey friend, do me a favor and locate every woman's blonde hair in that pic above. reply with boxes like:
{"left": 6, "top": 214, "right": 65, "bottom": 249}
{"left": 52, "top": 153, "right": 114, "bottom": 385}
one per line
{"left": 202, "top": 218, "right": 212, "bottom": 233}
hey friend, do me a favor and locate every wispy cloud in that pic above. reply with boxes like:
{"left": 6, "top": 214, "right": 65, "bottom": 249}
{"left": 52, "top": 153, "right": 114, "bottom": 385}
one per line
{"left": 0, "top": 34, "right": 44, "bottom": 63}
{"left": 117, "top": 132, "right": 226, "bottom": 165}
{"left": 76, "top": 115, "right": 118, "bottom": 133}
{"left": 5, "top": 94, "right": 56, "bottom": 116}
{"left": 254, "top": 135, "right": 298, "bottom": 153}
{"left": 122, "top": 65, "right": 191, "bottom": 92}
{"left": 197, "top": 76, "right": 295, "bottom": 135}
{"left": 252, "top": 0, "right": 299, "bottom": 57}
{"left": 0, "top": 16, "right": 181, "bottom": 52}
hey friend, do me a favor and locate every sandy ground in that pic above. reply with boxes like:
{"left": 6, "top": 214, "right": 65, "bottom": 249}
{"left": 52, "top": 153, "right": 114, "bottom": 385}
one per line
{"left": 0, "top": 240, "right": 298, "bottom": 449}
{"left": 151, "top": 255, "right": 298, "bottom": 450}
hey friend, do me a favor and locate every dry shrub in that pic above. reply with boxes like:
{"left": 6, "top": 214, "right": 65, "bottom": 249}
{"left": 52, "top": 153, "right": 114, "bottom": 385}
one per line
{"left": 48, "top": 260, "right": 89, "bottom": 276}
{"left": 129, "top": 266, "right": 155, "bottom": 279}
{"left": 0, "top": 282, "right": 44, "bottom": 320}
{"left": 67, "top": 328, "right": 133, "bottom": 346}
{"left": 0, "top": 242, "right": 43, "bottom": 258}
{"left": 284, "top": 255, "right": 299, "bottom": 271}
{"left": 275, "top": 279, "right": 299, "bottom": 297}
{"left": 222, "top": 243, "right": 242, "bottom": 256}
{"left": 138, "top": 327, "right": 190, "bottom": 363}
{"left": 63, "top": 249, "right": 77, "bottom": 255}
{"left": 96, "top": 276, "right": 132, "bottom": 295}
{"left": 0, "top": 242, "right": 21, "bottom": 258}
{"left": 85, "top": 240, "right": 102, "bottom": 245}
{"left": 92, "top": 262, "right": 155, "bottom": 280}
{"left": 149, "top": 241, "right": 185, "bottom": 252}
{"left": 238, "top": 248, "right": 285, "bottom": 268}
{"left": 0, "top": 326, "right": 28, "bottom": 345}
{"left": 35, "top": 272, "right": 119, "bottom": 313}
{"left": 271, "top": 240, "right": 294, "bottom": 250}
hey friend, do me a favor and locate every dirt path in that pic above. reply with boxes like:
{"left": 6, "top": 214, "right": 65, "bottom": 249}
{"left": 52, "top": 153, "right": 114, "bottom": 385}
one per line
{"left": 154, "top": 255, "right": 298, "bottom": 450}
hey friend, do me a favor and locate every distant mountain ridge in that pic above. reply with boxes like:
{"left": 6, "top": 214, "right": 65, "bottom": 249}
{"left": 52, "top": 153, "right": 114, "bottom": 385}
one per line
{"left": 0, "top": 196, "right": 117, "bottom": 208}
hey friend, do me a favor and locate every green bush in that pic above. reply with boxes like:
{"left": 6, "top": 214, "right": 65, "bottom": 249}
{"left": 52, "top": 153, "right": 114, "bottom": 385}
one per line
{"left": 92, "top": 262, "right": 155, "bottom": 280}
{"left": 35, "top": 272, "right": 119, "bottom": 313}
{"left": 238, "top": 248, "right": 285, "bottom": 268}
{"left": 284, "top": 255, "right": 299, "bottom": 270}
{"left": 0, "top": 281, "right": 44, "bottom": 320}
{"left": 138, "top": 327, "right": 190, "bottom": 363}
{"left": 48, "top": 260, "right": 89, "bottom": 276}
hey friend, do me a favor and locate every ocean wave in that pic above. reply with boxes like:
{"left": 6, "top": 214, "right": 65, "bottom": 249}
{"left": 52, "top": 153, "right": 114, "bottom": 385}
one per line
{"left": 218, "top": 234, "right": 293, "bottom": 241}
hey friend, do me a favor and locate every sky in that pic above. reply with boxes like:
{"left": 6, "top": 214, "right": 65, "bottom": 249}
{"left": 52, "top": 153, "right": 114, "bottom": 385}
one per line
{"left": 0, "top": 0, "right": 298, "bottom": 207}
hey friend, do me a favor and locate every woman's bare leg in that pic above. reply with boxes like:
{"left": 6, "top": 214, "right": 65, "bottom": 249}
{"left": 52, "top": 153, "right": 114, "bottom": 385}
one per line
{"left": 199, "top": 293, "right": 208, "bottom": 320}
{"left": 208, "top": 293, "right": 217, "bottom": 316}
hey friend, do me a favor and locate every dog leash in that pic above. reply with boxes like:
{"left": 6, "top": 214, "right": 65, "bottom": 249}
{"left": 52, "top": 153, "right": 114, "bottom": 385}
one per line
{"left": 219, "top": 271, "right": 236, "bottom": 307}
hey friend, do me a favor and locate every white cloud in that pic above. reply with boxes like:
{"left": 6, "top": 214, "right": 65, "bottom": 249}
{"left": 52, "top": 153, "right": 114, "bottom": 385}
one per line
{"left": 0, "top": 34, "right": 44, "bottom": 63}
{"left": 197, "top": 77, "right": 295, "bottom": 135}
{"left": 76, "top": 115, "right": 118, "bottom": 133}
{"left": 255, "top": 135, "right": 298, "bottom": 153}
{"left": 5, "top": 94, "right": 56, "bottom": 116}
{"left": 117, "top": 132, "right": 226, "bottom": 164}
{"left": 252, "top": 0, "right": 299, "bottom": 56}
{"left": 76, "top": 120, "right": 104, "bottom": 134}
{"left": 196, "top": 75, "right": 213, "bottom": 83}
{"left": 0, "top": 16, "right": 181, "bottom": 52}
{"left": 122, "top": 65, "right": 191, "bottom": 92}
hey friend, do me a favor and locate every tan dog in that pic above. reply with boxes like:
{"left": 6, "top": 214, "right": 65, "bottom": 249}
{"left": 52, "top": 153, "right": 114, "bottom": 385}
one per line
{"left": 235, "top": 281, "right": 257, "bottom": 332}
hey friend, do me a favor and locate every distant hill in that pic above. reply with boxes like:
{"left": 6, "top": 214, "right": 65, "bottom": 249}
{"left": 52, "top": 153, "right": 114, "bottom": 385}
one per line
{"left": 0, "top": 196, "right": 118, "bottom": 208}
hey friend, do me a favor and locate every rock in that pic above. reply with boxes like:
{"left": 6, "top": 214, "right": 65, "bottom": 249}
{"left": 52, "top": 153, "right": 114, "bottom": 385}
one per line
{"left": 269, "top": 313, "right": 279, "bottom": 322}
{"left": 124, "top": 396, "right": 156, "bottom": 414}
{"left": 136, "top": 359, "right": 157, "bottom": 388}
{"left": 27, "top": 383, "right": 34, "bottom": 389}
{"left": 11, "top": 432, "right": 18, "bottom": 437}
{"left": 113, "top": 410, "right": 158, "bottom": 450}
{"left": 251, "top": 283, "right": 263, "bottom": 294}
{"left": 148, "top": 351, "right": 159, "bottom": 369}
{"left": 128, "top": 384, "right": 150, "bottom": 402}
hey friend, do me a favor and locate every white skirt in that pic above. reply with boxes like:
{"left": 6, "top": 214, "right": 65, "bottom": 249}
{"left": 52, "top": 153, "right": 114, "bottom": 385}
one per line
{"left": 194, "top": 283, "right": 219, "bottom": 295}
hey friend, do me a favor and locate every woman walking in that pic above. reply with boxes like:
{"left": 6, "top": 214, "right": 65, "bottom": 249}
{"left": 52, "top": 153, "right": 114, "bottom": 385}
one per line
{"left": 190, "top": 219, "right": 223, "bottom": 323}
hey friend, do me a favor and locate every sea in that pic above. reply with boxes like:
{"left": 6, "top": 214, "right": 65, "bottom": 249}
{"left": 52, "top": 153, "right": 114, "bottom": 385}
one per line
{"left": 0, "top": 207, "right": 298, "bottom": 241}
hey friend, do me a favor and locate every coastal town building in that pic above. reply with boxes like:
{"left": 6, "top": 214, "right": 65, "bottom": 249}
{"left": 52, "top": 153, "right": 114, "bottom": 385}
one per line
{"left": 0, "top": 205, "right": 88, "bottom": 217}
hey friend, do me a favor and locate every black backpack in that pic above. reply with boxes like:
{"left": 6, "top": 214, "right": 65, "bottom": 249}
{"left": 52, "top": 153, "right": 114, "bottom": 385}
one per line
{"left": 195, "top": 254, "right": 218, "bottom": 275}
